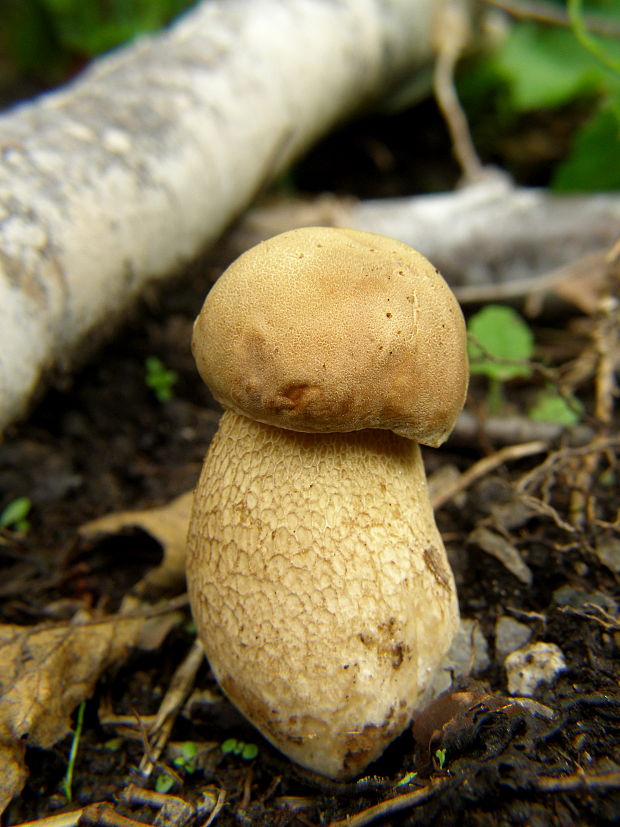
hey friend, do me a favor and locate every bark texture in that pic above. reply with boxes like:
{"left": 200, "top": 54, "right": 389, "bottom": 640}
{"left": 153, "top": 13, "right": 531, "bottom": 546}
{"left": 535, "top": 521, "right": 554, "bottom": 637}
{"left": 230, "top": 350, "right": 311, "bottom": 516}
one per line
{"left": 0, "top": 0, "right": 438, "bottom": 434}
{"left": 226, "top": 175, "right": 620, "bottom": 290}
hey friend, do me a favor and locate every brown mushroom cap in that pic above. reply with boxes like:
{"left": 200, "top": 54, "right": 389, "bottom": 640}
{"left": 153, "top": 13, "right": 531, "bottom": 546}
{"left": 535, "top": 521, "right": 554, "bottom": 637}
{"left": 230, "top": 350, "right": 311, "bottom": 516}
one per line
{"left": 192, "top": 226, "right": 468, "bottom": 447}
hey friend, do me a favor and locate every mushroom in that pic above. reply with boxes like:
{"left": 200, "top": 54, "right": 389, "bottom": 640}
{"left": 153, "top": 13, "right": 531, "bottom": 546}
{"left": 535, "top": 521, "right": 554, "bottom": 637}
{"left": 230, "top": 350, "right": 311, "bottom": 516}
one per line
{"left": 187, "top": 226, "right": 468, "bottom": 779}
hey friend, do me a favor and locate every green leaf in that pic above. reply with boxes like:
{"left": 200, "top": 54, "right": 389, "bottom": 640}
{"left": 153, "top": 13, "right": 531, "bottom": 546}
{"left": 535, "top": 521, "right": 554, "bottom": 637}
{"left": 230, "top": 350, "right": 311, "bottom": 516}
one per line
{"left": 155, "top": 774, "right": 175, "bottom": 794}
{"left": 568, "top": 0, "right": 620, "bottom": 74}
{"left": 221, "top": 738, "right": 258, "bottom": 760}
{"left": 145, "top": 356, "right": 178, "bottom": 403}
{"left": 240, "top": 743, "right": 258, "bottom": 761}
{"left": 180, "top": 741, "right": 198, "bottom": 760}
{"left": 221, "top": 738, "right": 238, "bottom": 755}
{"left": 467, "top": 306, "right": 534, "bottom": 382}
{"left": 0, "top": 497, "right": 32, "bottom": 530}
{"left": 39, "top": 0, "right": 198, "bottom": 57}
{"left": 529, "top": 390, "right": 582, "bottom": 426}
{"left": 492, "top": 22, "right": 617, "bottom": 111}
{"left": 553, "top": 98, "right": 620, "bottom": 191}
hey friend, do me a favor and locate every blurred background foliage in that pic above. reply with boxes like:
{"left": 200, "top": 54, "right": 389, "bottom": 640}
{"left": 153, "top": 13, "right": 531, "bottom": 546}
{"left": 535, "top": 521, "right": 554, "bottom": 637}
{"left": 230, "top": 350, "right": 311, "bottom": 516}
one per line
{"left": 459, "top": 0, "right": 620, "bottom": 190}
{"left": 0, "top": 0, "right": 618, "bottom": 192}
{"left": 0, "top": 0, "right": 198, "bottom": 102}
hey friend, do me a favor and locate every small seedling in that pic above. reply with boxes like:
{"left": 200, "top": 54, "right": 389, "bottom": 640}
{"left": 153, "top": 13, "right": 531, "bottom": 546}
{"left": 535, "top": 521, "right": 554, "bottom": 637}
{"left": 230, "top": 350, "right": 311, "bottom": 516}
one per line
{"left": 62, "top": 700, "right": 86, "bottom": 802}
{"left": 529, "top": 388, "right": 582, "bottom": 426}
{"left": 221, "top": 738, "right": 259, "bottom": 761}
{"left": 172, "top": 740, "right": 199, "bottom": 774}
{"left": 0, "top": 497, "right": 32, "bottom": 533}
{"left": 467, "top": 305, "right": 534, "bottom": 414}
{"left": 435, "top": 748, "right": 447, "bottom": 770}
{"left": 145, "top": 356, "right": 178, "bottom": 402}
{"left": 154, "top": 742, "right": 199, "bottom": 793}
{"left": 599, "top": 468, "right": 616, "bottom": 487}
{"left": 155, "top": 773, "right": 176, "bottom": 794}
{"left": 395, "top": 771, "right": 418, "bottom": 787}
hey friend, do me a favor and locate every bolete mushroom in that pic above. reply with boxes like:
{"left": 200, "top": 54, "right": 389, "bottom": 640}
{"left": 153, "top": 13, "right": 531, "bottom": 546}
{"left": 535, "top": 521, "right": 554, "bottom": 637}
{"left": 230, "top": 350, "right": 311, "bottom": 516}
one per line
{"left": 187, "top": 226, "right": 468, "bottom": 779}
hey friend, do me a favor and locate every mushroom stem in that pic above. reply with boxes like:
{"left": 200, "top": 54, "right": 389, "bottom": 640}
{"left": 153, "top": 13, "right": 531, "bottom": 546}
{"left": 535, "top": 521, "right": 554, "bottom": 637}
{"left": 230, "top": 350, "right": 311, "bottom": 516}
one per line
{"left": 187, "top": 410, "right": 459, "bottom": 779}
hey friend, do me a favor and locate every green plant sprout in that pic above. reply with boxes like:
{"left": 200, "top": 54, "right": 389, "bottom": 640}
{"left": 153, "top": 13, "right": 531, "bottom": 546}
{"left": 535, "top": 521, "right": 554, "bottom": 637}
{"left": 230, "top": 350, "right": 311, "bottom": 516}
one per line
{"left": 172, "top": 740, "right": 198, "bottom": 773}
{"left": 221, "top": 738, "right": 259, "bottom": 761}
{"left": 458, "top": 3, "right": 620, "bottom": 192}
{"left": 0, "top": 497, "right": 32, "bottom": 533}
{"left": 435, "top": 748, "right": 447, "bottom": 770}
{"left": 467, "top": 305, "right": 534, "bottom": 414}
{"left": 599, "top": 468, "right": 616, "bottom": 487}
{"left": 155, "top": 774, "right": 175, "bottom": 794}
{"left": 62, "top": 700, "right": 86, "bottom": 802}
{"left": 154, "top": 742, "right": 199, "bottom": 793}
{"left": 468, "top": 305, "right": 583, "bottom": 424}
{"left": 145, "top": 356, "right": 178, "bottom": 402}
{"left": 529, "top": 387, "right": 582, "bottom": 426}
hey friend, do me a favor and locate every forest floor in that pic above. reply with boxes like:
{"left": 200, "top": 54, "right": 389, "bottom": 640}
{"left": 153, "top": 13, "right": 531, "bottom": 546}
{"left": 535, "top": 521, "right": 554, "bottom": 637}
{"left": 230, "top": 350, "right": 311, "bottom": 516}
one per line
{"left": 1, "top": 100, "right": 619, "bottom": 827}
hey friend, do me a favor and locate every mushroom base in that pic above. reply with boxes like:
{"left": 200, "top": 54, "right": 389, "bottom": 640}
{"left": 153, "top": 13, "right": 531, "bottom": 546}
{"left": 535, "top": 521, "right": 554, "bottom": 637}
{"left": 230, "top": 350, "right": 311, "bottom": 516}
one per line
{"left": 187, "top": 410, "right": 459, "bottom": 779}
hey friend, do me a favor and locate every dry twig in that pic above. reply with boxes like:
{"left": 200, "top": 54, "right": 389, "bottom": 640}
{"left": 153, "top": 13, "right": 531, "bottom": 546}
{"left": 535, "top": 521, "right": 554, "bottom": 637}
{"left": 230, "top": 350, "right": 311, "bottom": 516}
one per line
{"left": 432, "top": 440, "right": 547, "bottom": 510}
{"left": 535, "top": 770, "right": 620, "bottom": 791}
{"left": 138, "top": 638, "right": 205, "bottom": 777}
{"left": 202, "top": 788, "right": 226, "bottom": 827}
{"left": 433, "top": 0, "right": 485, "bottom": 182}
{"left": 78, "top": 804, "right": 151, "bottom": 827}
{"left": 9, "top": 812, "right": 85, "bottom": 827}
{"left": 328, "top": 778, "right": 448, "bottom": 827}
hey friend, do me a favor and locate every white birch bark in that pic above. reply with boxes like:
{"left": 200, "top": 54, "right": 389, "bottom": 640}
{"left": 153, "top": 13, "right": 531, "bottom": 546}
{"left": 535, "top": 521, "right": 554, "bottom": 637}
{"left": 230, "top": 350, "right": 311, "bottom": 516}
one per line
{"left": 0, "top": 0, "right": 439, "bottom": 435}
{"left": 228, "top": 174, "right": 620, "bottom": 290}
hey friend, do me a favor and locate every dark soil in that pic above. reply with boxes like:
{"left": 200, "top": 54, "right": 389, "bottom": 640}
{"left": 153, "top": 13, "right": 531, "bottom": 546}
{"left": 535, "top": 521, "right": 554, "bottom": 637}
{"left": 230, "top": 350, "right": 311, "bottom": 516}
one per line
{"left": 1, "top": 101, "right": 619, "bottom": 827}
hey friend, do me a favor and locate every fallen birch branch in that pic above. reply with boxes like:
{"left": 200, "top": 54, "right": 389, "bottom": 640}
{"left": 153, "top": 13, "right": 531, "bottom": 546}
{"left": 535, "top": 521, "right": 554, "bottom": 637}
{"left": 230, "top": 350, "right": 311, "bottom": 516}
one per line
{"left": 224, "top": 175, "right": 620, "bottom": 303}
{"left": 0, "top": 0, "right": 440, "bottom": 435}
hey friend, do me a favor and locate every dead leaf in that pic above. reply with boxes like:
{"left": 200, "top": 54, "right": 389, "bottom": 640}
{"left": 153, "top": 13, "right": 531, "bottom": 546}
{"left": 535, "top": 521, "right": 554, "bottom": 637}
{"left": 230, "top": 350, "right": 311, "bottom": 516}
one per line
{"left": 412, "top": 686, "right": 517, "bottom": 766}
{"left": 0, "top": 607, "right": 180, "bottom": 814}
{"left": 468, "top": 526, "right": 533, "bottom": 585}
{"left": 0, "top": 729, "right": 26, "bottom": 823}
{"left": 80, "top": 490, "right": 193, "bottom": 596}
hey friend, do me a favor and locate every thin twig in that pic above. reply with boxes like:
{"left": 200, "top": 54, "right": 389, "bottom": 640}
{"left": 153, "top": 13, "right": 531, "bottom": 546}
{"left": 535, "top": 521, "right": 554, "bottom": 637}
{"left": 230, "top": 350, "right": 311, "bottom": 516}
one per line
{"left": 78, "top": 804, "right": 151, "bottom": 827}
{"left": 558, "top": 604, "right": 620, "bottom": 632}
{"left": 569, "top": 291, "right": 619, "bottom": 524}
{"left": 433, "top": 0, "right": 485, "bottom": 182}
{"left": 535, "top": 770, "right": 620, "bottom": 791}
{"left": 328, "top": 778, "right": 448, "bottom": 827}
{"left": 202, "top": 788, "right": 226, "bottom": 827}
{"left": 9, "top": 812, "right": 85, "bottom": 827}
{"left": 240, "top": 766, "right": 254, "bottom": 809}
{"left": 120, "top": 782, "right": 195, "bottom": 812}
{"left": 521, "top": 493, "right": 578, "bottom": 533}
{"left": 432, "top": 440, "right": 547, "bottom": 510}
{"left": 482, "top": 0, "right": 620, "bottom": 37}
{"left": 139, "top": 637, "right": 205, "bottom": 776}
{"left": 516, "top": 437, "right": 620, "bottom": 493}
